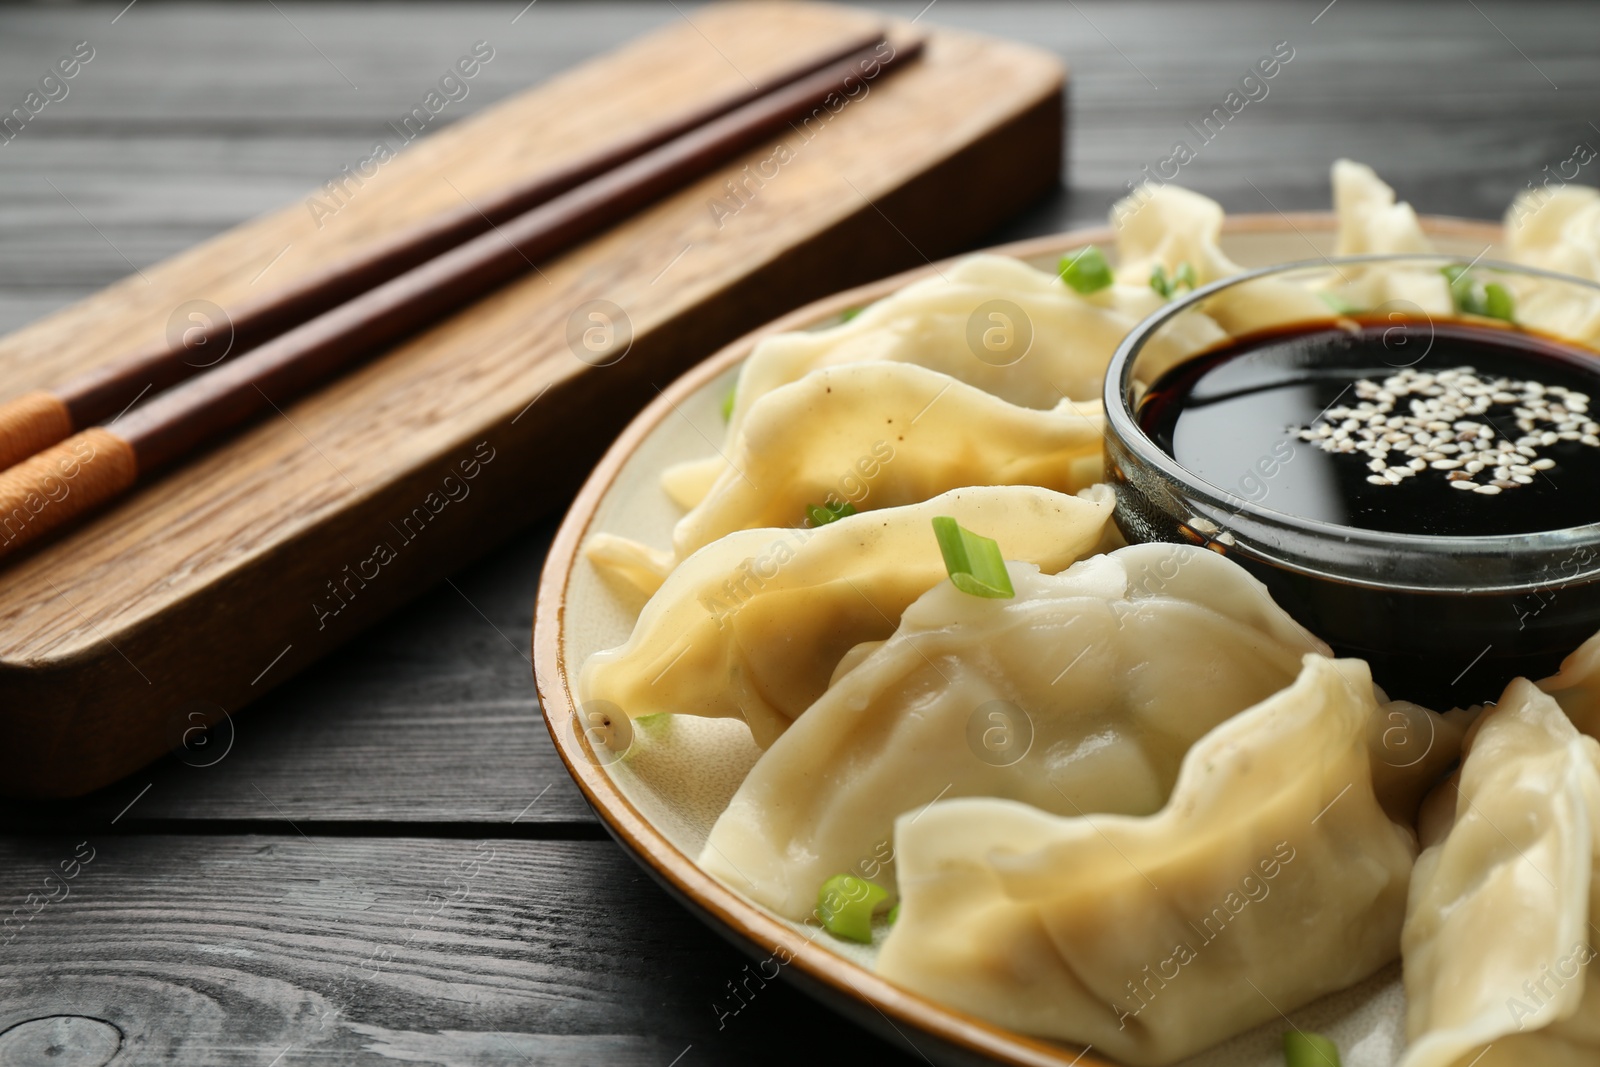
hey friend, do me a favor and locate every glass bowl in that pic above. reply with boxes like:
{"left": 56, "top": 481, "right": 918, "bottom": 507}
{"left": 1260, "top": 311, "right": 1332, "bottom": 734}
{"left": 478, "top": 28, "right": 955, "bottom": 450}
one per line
{"left": 1103, "top": 254, "right": 1600, "bottom": 709}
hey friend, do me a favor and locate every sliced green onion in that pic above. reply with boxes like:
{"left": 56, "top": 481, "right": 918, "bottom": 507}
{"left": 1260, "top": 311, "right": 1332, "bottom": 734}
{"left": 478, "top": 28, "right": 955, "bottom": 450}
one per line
{"left": 806, "top": 500, "right": 857, "bottom": 527}
{"left": 1442, "top": 265, "right": 1515, "bottom": 322}
{"left": 1058, "top": 245, "right": 1114, "bottom": 294}
{"left": 1283, "top": 1030, "right": 1342, "bottom": 1067}
{"left": 1149, "top": 261, "right": 1197, "bottom": 299}
{"left": 839, "top": 306, "right": 862, "bottom": 323}
{"left": 1317, "top": 291, "right": 1359, "bottom": 314}
{"left": 1484, "top": 281, "right": 1515, "bottom": 321}
{"left": 817, "top": 874, "right": 888, "bottom": 943}
{"left": 721, "top": 383, "right": 737, "bottom": 422}
{"left": 1443, "top": 265, "right": 1487, "bottom": 316}
{"left": 1150, "top": 263, "right": 1173, "bottom": 298}
{"left": 887, "top": 902, "right": 900, "bottom": 925}
{"left": 931, "top": 516, "right": 1015, "bottom": 598}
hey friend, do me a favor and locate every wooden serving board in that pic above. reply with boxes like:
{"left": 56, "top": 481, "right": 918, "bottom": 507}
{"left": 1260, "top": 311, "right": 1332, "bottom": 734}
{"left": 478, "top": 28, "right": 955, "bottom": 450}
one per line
{"left": 0, "top": 2, "right": 1065, "bottom": 798}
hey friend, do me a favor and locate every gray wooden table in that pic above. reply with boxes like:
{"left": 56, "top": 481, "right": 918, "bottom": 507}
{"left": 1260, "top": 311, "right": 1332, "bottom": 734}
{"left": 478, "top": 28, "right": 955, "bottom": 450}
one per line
{"left": 1, "top": 2, "right": 1596, "bottom": 1064}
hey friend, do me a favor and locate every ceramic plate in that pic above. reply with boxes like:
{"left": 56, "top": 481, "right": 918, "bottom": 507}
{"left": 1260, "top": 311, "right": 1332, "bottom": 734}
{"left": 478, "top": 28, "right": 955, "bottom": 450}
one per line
{"left": 532, "top": 213, "right": 1503, "bottom": 1067}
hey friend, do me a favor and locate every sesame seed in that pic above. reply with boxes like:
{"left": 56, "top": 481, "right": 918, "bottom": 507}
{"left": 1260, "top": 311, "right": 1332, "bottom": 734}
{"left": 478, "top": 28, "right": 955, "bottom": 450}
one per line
{"left": 1292, "top": 366, "right": 1599, "bottom": 494}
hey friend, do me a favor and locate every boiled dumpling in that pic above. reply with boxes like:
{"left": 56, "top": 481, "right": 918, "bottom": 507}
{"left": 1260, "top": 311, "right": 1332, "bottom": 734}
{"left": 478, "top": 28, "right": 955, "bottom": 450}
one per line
{"left": 1333, "top": 158, "right": 1433, "bottom": 256}
{"left": 698, "top": 544, "right": 1335, "bottom": 920}
{"left": 661, "top": 254, "right": 1143, "bottom": 509}
{"left": 1399, "top": 679, "right": 1600, "bottom": 1067}
{"left": 1539, "top": 627, "right": 1600, "bottom": 739}
{"left": 1507, "top": 182, "right": 1600, "bottom": 281}
{"left": 875, "top": 653, "right": 1460, "bottom": 1067}
{"left": 587, "top": 361, "right": 1104, "bottom": 591}
{"left": 1114, "top": 183, "right": 1241, "bottom": 288}
{"left": 1328, "top": 159, "right": 1452, "bottom": 317}
{"left": 578, "top": 484, "right": 1114, "bottom": 749}
{"left": 1503, "top": 184, "right": 1600, "bottom": 344}
{"left": 1114, "top": 182, "right": 1328, "bottom": 337}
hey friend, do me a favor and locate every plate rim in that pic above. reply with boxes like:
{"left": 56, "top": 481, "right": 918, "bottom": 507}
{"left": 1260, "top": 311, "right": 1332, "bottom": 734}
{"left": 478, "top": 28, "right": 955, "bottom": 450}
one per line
{"left": 531, "top": 211, "right": 1504, "bottom": 1067}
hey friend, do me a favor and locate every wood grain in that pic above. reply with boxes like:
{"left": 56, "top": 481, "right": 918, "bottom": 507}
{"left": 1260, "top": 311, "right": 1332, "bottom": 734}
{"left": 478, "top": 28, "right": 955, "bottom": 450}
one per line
{"left": 0, "top": 4, "right": 1066, "bottom": 797}
{"left": 33, "top": 27, "right": 888, "bottom": 433}
{"left": 0, "top": 835, "right": 928, "bottom": 1065}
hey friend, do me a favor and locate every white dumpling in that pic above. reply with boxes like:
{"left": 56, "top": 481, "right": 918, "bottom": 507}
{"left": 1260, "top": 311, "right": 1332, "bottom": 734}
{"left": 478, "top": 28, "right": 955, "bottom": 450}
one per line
{"left": 1323, "top": 160, "right": 1453, "bottom": 319}
{"left": 661, "top": 254, "right": 1142, "bottom": 509}
{"left": 876, "top": 653, "right": 1460, "bottom": 1067}
{"left": 1539, "top": 627, "right": 1600, "bottom": 738}
{"left": 1333, "top": 159, "right": 1434, "bottom": 256}
{"left": 587, "top": 361, "right": 1105, "bottom": 591}
{"left": 1503, "top": 184, "right": 1600, "bottom": 344}
{"left": 1114, "top": 183, "right": 1242, "bottom": 287}
{"left": 1113, "top": 182, "right": 1329, "bottom": 337}
{"left": 697, "top": 544, "right": 1333, "bottom": 920}
{"left": 1506, "top": 182, "right": 1600, "bottom": 281}
{"left": 578, "top": 484, "right": 1114, "bottom": 749}
{"left": 1399, "top": 679, "right": 1600, "bottom": 1067}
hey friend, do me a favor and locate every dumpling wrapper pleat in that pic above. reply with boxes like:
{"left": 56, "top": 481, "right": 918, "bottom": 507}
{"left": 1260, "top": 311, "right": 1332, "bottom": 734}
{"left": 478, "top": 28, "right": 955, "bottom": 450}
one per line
{"left": 588, "top": 361, "right": 1106, "bottom": 593}
{"left": 579, "top": 484, "right": 1115, "bottom": 749}
{"left": 698, "top": 545, "right": 1341, "bottom": 922}
{"left": 1398, "top": 680, "right": 1600, "bottom": 1067}
{"left": 876, "top": 653, "right": 1459, "bottom": 1067}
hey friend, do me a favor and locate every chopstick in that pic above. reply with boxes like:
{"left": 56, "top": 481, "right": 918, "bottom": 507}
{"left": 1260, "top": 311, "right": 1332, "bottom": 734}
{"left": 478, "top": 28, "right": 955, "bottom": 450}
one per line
{"left": 0, "top": 34, "right": 922, "bottom": 560}
{"left": 0, "top": 28, "right": 890, "bottom": 475}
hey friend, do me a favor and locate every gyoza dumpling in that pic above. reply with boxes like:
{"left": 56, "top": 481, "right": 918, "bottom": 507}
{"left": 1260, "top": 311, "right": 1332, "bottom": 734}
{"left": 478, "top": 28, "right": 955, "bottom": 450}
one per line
{"left": 698, "top": 543, "right": 1336, "bottom": 920}
{"left": 1399, "top": 679, "right": 1600, "bottom": 1067}
{"left": 1328, "top": 159, "right": 1452, "bottom": 315}
{"left": 662, "top": 254, "right": 1142, "bottom": 509}
{"left": 1503, "top": 184, "right": 1600, "bottom": 343}
{"left": 1114, "top": 182, "right": 1328, "bottom": 337}
{"left": 875, "top": 653, "right": 1461, "bottom": 1067}
{"left": 1507, "top": 182, "right": 1600, "bottom": 281}
{"left": 1114, "top": 183, "right": 1242, "bottom": 288}
{"left": 1334, "top": 158, "right": 1433, "bottom": 256}
{"left": 1539, "top": 627, "right": 1600, "bottom": 738}
{"left": 587, "top": 361, "right": 1105, "bottom": 591}
{"left": 579, "top": 484, "right": 1114, "bottom": 749}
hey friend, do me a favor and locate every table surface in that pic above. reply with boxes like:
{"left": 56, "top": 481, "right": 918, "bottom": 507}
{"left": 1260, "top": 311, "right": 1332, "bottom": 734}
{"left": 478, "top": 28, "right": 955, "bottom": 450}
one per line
{"left": 1, "top": 2, "right": 1596, "bottom": 1064}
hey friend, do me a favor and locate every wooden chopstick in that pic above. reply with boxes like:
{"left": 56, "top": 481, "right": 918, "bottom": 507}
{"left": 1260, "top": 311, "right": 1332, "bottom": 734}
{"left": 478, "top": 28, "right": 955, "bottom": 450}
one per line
{"left": 0, "top": 27, "right": 889, "bottom": 474}
{"left": 0, "top": 34, "right": 922, "bottom": 561}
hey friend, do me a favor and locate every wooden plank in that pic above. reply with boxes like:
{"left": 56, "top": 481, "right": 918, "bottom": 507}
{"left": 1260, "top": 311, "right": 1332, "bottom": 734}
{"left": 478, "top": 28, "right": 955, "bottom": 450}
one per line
{"left": 0, "top": 835, "right": 928, "bottom": 1065}
{"left": 0, "top": 522, "right": 597, "bottom": 827}
{"left": 0, "top": 3, "right": 893, "bottom": 391}
{"left": 0, "top": 5, "right": 1067, "bottom": 797}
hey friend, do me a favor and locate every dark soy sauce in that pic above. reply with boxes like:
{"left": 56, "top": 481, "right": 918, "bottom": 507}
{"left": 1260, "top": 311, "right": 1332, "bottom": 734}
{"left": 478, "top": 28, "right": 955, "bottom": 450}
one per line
{"left": 1131, "top": 317, "right": 1600, "bottom": 708}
